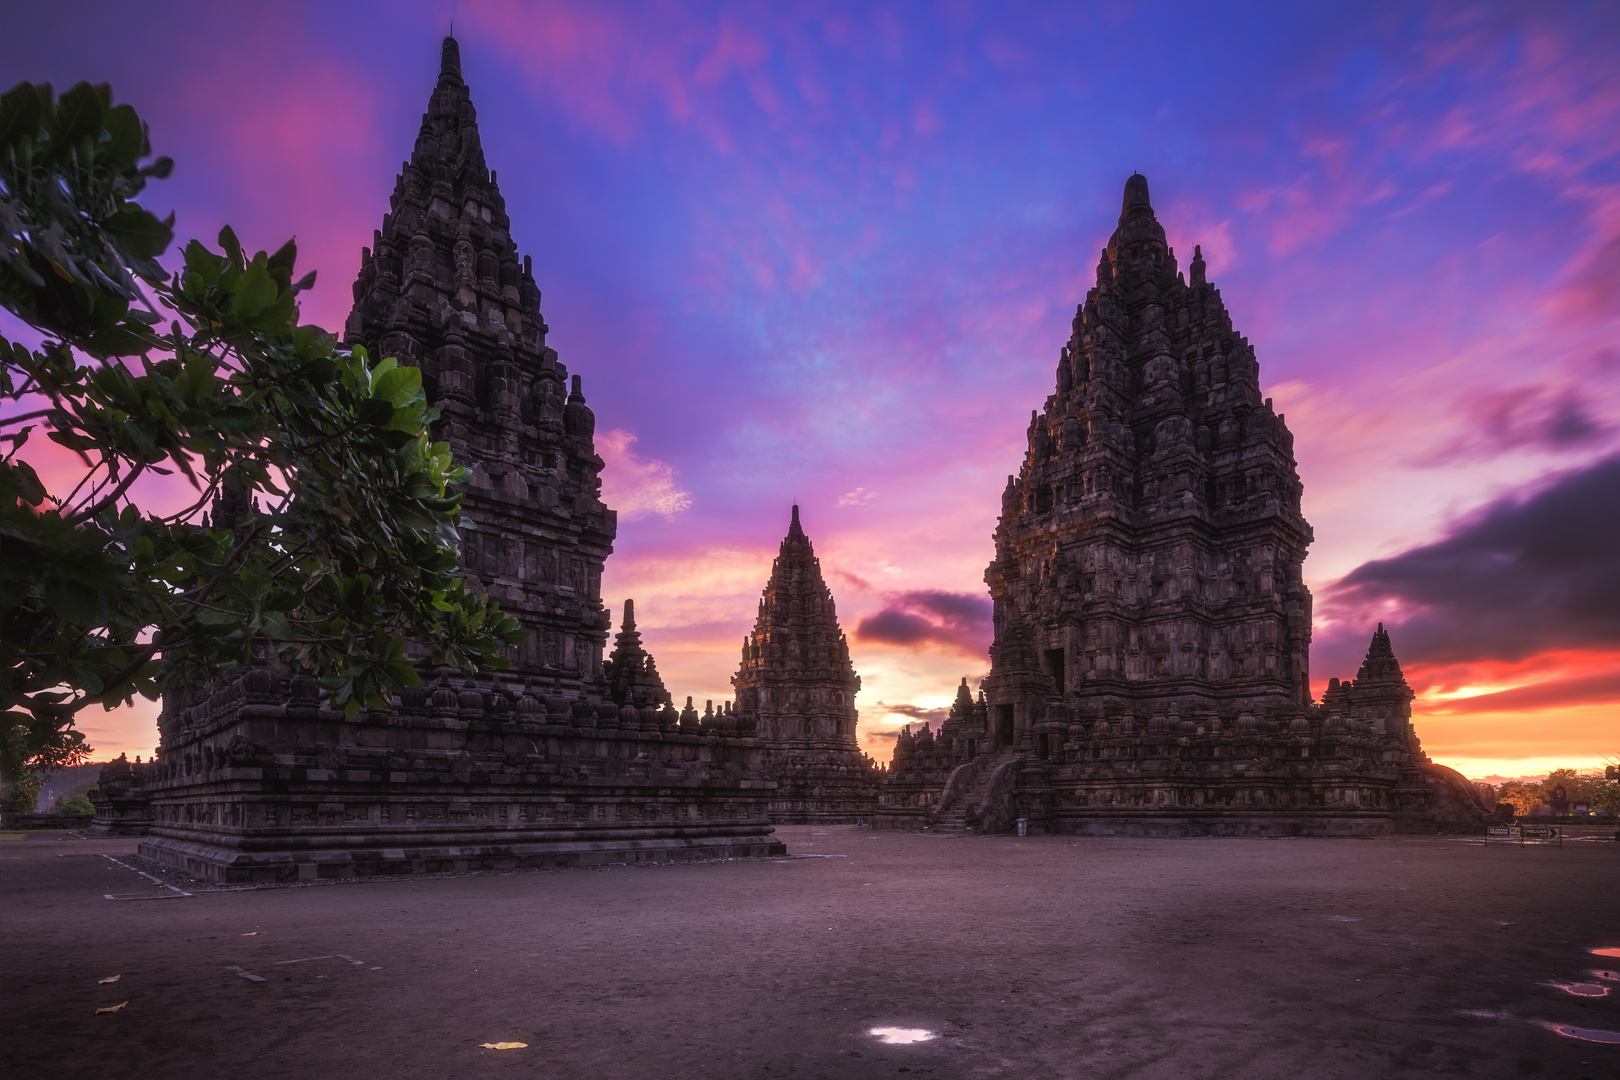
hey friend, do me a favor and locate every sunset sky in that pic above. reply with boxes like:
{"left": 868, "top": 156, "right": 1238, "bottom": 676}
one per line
{"left": 6, "top": 1, "right": 1617, "bottom": 779}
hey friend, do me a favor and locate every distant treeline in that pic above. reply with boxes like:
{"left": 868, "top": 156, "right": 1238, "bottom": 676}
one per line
{"left": 31, "top": 762, "right": 113, "bottom": 813}
{"left": 1477, "top": 765, "right": 1619, "bottom": 817}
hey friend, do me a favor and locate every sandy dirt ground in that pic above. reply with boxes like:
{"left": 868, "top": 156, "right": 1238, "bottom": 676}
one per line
{"left": 2, "top": 825, "right": 1617, "bottom": 1079}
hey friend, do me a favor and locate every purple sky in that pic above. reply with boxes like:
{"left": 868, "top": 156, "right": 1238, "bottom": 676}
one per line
{"left": 7, "top": 1, "right": 1619, "bottom": 776}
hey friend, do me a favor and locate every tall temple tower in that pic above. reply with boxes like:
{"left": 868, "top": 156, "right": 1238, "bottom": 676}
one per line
{"left": 876, "top": 175, "right": 1491, "bottom": 837}
{"left": 127, "top": 38, "right": 787, "bottom": 879}
{"left": 981, "top": 173, "right": 1314, "bottom": 745}
{"left": 344, "top": 36, "right": 614, "bottom": 688}
{"left": 732, "top": 506, "right": 878, "bottom": 822}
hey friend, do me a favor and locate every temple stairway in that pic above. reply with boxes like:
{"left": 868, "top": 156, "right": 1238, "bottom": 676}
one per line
{"left": 927, "top": 749, "right": 1018, "bottom": 834}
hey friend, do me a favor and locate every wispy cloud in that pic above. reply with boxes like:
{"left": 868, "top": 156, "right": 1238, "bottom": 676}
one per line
{"left": 596, "top": 429, "right": 693, "bottom": 521}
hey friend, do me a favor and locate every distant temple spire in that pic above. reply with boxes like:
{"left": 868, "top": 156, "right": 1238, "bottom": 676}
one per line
{"left": 732, "top": 504, "right": 875, "bottom": 820}
{"left": 605, "top": 598, "right": 670, "bottom": 708}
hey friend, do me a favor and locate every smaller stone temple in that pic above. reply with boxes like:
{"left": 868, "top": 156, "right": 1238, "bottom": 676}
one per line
{"left": 731, "top": 507, "right": 881, "bottom": 823}
{"left": 603, "top": 600, "right": 672, "bottom": 712}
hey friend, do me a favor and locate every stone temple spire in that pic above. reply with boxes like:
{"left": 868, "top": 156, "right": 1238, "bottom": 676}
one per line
{"left": 345, "top": 33, "right": 552, "bottom": 381}
{"left": 733, "top": 506, "right": 861, "bottom": 750}
{"left": 343, "top": 36, "right": 616, "bottom": 695}
{"left": 982, "top": 171, "right": 1316, "bottom": 752}
{"left": 733, "top": 506, "right": 876, "bottom": 822}
{"left": 604, "top": 599, "right": 671, "bottom": 709}
{"left": 1356, "top": 622, "right": 1404, "bottom": 683}
{"left": 874, "top": 173, "right": 1491, "bottom": 836}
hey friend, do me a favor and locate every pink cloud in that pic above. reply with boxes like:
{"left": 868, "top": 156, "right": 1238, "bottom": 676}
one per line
{"left": 596, "top": 429, "right": 693, "bottom": 521}
{"left": 854, "top": 589, "right": 991, "bottom": 657}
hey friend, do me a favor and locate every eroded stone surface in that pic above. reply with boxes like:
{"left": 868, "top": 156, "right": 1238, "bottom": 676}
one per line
{"left": 732, "top": 507, "right": 881, "bottom": 823}
{"left": 877, "top": 176, "right": 1494, "bottom": 836}
{"left": 103, "top": 37, "right": 783, "bottom": 880}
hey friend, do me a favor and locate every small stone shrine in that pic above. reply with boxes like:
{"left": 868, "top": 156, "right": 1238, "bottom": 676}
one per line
{"left": 110, "top": 38, "right": 784, "bottom": 880}
{"left": 875, "top": 175, "right": 1495, "bottom": 836}
{"left": 729, "top": 507, "right": 881, "bottom": 822}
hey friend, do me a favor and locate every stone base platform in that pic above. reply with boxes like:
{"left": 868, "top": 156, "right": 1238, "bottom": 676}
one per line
{"left": 767, "top": 808, "right": 876, "bottom": 826}
{"left": 766, "top": 780, "right": 880, "bottom": 825}
{"left": 140, "top": 824, "right": 785, "bottom": 883}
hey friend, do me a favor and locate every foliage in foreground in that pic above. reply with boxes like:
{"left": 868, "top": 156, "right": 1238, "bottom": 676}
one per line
{"left": 1, "top": 80, "right": 525, "bottom": 802}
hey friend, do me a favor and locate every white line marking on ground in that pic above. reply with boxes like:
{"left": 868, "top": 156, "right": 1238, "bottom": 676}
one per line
{"left": 100, "top": 855, "right": 192, "bottom": 898}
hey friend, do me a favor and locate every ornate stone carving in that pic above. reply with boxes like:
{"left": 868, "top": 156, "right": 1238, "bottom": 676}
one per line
{"left": 878, "top": 176, "right": 1494, "bottom": 837}
{"left": 731, "top": 506, "right": 880, "bottom": 823}
{"left": 129, "top": 37, "right": 785, "bottom": 880}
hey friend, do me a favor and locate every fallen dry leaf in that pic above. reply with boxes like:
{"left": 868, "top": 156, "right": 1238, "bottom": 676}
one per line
{"left": 479, "top": 1042, "right": 528, "bottom": 1050}
{"left": 95, "top": 1002, "right": 128, "bottom": 1014}
{"left": 97, "top": 975, "right": 120, "bottom": 984}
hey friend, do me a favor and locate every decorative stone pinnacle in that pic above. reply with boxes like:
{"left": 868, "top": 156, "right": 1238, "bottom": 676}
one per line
{"left": 439, "top": 36, "right": 463, "bottom": 87}
{"left": 1121, "top": 172, "right": 1151, "bottom": 217}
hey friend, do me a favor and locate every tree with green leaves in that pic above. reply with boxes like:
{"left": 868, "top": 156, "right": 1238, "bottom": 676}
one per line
{"left": 1598, "top": 758, "right": 1620, "bottom": 813}
{"left": 1, "top": 80, "right": 525, "bottom": 809}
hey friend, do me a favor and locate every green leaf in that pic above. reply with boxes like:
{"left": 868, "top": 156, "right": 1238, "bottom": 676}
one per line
{"left": 232, "top": 256, "right": 277, "bottom": 320}
{"left": 0, "top": 81, "right": 44, "bottom": 149}
{"left": 356, "top": 398, "right": 395, "bottom": 427}
{"left": 102, "top": 208, "right": 174, "bottom": 260}
{"left": 371, "top": 364, "right": 422, "bottom": 409}
{"left": 267, "top": 237, "right": 297, "bottom": 275}
{"left": 103, "top": 103, "right": 145, "bottom": 164}
{"left": 217, "top": 225, "right": 243, "bottom": 267}
{"left": 50, "top": 82, "right": 103, "bottom": 151}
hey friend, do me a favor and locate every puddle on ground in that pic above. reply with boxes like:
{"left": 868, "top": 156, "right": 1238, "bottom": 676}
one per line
{"left": 1591, "top": 947, "right": 1620, "bottom": 959}
{"left": 1550, "top": 982, "right": 1611, "bottom": 998}
{"left": 869, "top": 1027, "right": 935, "bottom": 1045}
{"left": 1590, "top": 970, "right": 1620, "bottom": 983}
{"left": 1533, "top": 1020, "right": 1620, "bottom": 1045}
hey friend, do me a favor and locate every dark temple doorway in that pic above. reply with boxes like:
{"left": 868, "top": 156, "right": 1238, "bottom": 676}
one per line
{"left": 994, "top": 704, "right": 1015, "bottom": 748}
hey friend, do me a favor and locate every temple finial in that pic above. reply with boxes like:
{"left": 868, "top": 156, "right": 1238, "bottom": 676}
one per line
{"left": 1190, "top": 243, "right": 1206, "bottom": 287}
{"left": 1121, "top": 173, "right": 1151, "bottom": 217}
{"left": 623, "top": 598, "right": 635, "bottom": 630}
{"left": 439, "top": 36, "right": 463, "bottom": 86}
